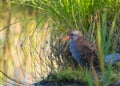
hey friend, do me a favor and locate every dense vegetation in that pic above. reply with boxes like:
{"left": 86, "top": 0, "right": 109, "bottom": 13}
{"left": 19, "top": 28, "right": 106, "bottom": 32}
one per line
{"left": 0, "top": 0, "right": 120, "bottom": 85}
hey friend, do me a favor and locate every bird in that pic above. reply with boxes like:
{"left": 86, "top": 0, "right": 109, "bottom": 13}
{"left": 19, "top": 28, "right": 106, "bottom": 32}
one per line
{"left": 62, "top": 29, "right": 120, "bottom": 69}
{"left": 62, "top": 29, "right": 99, "bottom": 69}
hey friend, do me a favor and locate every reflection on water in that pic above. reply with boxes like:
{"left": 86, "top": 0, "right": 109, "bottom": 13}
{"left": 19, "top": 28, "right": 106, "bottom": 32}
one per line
{"left": 0, "top": 6, "right": 58, "bottom": 85}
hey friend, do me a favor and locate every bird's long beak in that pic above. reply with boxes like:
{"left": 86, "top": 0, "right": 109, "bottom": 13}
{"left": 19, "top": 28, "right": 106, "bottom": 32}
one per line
{"left": 62, "top": 35, "right": 71, "bottom": 41}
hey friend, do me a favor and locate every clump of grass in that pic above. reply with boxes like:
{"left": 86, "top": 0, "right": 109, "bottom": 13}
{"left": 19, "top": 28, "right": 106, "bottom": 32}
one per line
{"left": 47, "top": 67, "right": 89, "bottom": 83}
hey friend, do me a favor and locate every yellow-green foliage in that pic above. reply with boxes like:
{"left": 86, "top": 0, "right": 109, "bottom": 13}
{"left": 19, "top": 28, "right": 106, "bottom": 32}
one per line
{"left": 48, "top": 67, "right": 90, "bottom": 83}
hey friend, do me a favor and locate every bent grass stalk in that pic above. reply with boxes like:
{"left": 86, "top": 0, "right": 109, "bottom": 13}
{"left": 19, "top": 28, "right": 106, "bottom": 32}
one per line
{"left": 96, "top": 13, "right": 105, "bottom": 76}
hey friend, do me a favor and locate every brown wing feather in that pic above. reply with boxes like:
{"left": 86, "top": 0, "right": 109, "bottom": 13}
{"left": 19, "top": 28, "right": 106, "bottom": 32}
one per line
{"left": 76, "top": 36, "right": 99, "bottom": 66}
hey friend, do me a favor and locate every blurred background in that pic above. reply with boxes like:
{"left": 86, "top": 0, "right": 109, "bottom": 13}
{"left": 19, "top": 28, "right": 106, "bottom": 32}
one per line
{"left": 0, "top": 0, "right": 120, "bottom": 86}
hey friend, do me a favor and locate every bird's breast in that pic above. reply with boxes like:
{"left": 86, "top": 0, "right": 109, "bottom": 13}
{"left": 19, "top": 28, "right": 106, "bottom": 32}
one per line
{"left": 70, "top": 40, "right": 81, "bottom": 61}
{"left": 70, "top": 39, "right": 89, "bottom": 67}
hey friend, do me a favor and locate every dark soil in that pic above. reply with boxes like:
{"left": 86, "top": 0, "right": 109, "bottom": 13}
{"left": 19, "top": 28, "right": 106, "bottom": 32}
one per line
{"left": 32, "top": 74, "right": 88, "bottom": 86}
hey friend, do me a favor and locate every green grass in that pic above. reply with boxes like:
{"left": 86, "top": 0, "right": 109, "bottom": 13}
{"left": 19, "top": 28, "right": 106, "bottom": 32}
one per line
{"left": 11, "top": 0, "right": 120, "bottom": 30}
{"left": 47, "top": 67, "right": 89, "bottom": 83}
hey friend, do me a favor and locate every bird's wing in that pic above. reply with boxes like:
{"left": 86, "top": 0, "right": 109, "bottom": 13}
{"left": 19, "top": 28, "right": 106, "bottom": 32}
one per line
{"left": 76, "top": 37, "right": 99, "bottom": 66}
{"left": 77, "top": 37, "right": 95, "bottom": 51}
{"left": 77, "top": 36, "right": 96, "bottom": 54}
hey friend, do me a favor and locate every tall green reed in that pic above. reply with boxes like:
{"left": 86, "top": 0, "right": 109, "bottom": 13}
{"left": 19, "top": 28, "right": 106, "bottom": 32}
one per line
{"left": 96, "top": 11, "right": 116, "bottom": 85}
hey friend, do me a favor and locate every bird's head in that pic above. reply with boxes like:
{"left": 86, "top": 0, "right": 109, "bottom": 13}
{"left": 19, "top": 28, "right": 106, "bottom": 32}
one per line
{"left": 62, "top": 30, "right": 83, "bottom": 41}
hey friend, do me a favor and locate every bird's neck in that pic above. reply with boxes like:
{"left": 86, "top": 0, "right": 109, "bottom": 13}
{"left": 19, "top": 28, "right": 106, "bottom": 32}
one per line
{"left": 70, "top": 39, "right": 77, "bottom": 47}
